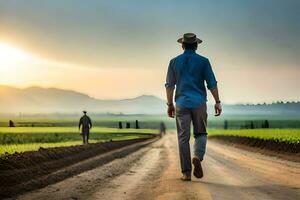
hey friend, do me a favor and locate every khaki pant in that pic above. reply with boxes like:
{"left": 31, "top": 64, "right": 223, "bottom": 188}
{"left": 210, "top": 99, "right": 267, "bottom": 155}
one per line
{"left": 175, "top": 104, "right": 208, "bottom": 176}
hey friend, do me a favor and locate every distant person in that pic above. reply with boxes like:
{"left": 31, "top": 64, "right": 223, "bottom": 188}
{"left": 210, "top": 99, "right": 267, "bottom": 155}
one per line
{"left": 118, "top": 121, "right": 123, "bottom": 129}
{"left": 165, "top": 33, "right": 222, "bottom": 181}
{"left": 135, "top": 120, "right": 140, "bottom": 129}
{"left": 9, "top": 120, "right": 15, "bottom": 127}
{"left": 79, "top": 111, "right": 92, "bottom": 144}
{"left": 160, "top": 122, "right": 166, "bottom": 136}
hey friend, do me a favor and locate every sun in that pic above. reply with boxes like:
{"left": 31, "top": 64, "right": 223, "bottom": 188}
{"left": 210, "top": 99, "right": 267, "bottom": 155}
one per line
{"left": 0, "top": 43, "right": 32, "bottom": 67}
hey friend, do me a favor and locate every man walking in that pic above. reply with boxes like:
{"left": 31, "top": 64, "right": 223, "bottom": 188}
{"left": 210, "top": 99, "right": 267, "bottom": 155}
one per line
{"left": 165, "top": 33, "right": 222, "bottom": 181}
{"left": 79, "top": 111, "right": 92, "bottom": 144}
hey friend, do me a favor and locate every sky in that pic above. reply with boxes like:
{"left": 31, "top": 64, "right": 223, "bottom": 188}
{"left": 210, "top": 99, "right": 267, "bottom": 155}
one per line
{"left": 0, "top": 0, "right": 299, "bottom": 104}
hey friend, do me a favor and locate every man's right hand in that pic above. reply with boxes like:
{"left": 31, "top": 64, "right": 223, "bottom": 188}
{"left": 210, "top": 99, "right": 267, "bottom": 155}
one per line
{"left": 167, "top": 105, "right": 175, "bottom": 118}
{"left": 214, "top": 103, "right": 222, "bottom": 116}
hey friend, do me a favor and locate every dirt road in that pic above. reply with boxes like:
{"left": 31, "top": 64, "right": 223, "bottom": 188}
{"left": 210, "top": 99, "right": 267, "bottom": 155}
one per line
{"left": 15, "top": 133, "right": 300, "bottom": 200}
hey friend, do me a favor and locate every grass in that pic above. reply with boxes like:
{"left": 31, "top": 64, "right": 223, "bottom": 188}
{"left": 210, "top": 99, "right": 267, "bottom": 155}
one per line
{"left": 0, "top": 127, "right": 158, "bottom": 155}
{"left": 1, "top": 115, "right": 299, "bottom": 155}
{"left": 208, "top": 129, "right": 300, "bottom": 144}
{"left": 208, "top": 119, "right": 300, "bottom": 129}
{"left": 0, "top": 115, "right": 172, "bottom": 129}
{"left": 0, "top": 127, "right": 158, "bottom": 144}
{"left": 0, "top": 134, "right": 146, "bottom": 155}
{"left": 0, "top": 127, "right": 158, "bottom": 134}
{"left": 2, "top": 115, "right": 300, "bottom": 129}
{"left": 0, "top": 141, "right": 83, "bottom": 155}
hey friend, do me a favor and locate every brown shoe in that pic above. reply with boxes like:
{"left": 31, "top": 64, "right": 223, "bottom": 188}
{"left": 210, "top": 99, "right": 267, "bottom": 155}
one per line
{"left": 192, "top": 157, "right": 203, "bottom": 178}
{"left": 180, "top": 175, "right": 191, "bottom": 181}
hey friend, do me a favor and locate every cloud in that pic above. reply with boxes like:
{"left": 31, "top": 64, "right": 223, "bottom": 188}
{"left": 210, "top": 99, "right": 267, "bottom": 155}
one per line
{"left": 0, "top": 0, "right": 299, "bottom": 102}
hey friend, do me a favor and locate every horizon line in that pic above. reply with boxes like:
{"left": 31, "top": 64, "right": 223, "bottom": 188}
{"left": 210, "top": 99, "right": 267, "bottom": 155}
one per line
{"left": 0, "top": 84, "right": 299, "bottom": 105}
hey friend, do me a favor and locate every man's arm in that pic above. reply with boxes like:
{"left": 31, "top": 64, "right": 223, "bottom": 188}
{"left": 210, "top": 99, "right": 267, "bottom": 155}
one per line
{"left": 78, "top": 118, "right": 82, "bottom": 130}
{"left": 204, "top": 59, "right": 222, "bottom": 116}
{"left": 166, "top": 88, "right": 175, "bottom": 118}
{"left": 88, "top": 117, "right": 92, "bottom": 129}
{"left": 210, "top": 87, "right": 222, "bottom": 116}
{"left": 165, "top": 59, "right": 176, "bottom": 118}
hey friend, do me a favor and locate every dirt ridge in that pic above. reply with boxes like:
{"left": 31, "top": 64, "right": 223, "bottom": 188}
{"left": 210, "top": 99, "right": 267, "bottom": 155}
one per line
{"left": 0, "top": 137, "right": 157, "bottom": 199}
{"left": 209, "top": 135, "right": 300, "bottom": 162}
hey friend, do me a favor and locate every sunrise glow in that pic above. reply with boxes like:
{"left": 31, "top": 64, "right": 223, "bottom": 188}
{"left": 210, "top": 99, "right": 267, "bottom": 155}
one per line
{"left": 0, "top": 43, "right": 33, "bottom": 66}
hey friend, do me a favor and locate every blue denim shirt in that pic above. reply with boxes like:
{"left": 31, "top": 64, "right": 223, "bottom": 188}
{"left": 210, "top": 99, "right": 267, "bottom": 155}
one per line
{"left": 165, "top": 50, "right": 217, "bottom": 108}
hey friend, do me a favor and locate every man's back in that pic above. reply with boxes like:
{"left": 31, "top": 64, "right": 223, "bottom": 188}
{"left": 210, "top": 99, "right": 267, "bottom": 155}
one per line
{"left": 166, "top": 49, "right": 217, "bottom": 108}
{"left": 80, "top": 115, "right": 91, "bottom": 128}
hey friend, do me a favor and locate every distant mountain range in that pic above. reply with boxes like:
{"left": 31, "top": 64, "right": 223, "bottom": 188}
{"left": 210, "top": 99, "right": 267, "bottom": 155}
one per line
{"left": 0, "top": 85, "right": 165, "bottom": 114}
{"left": 0, "top": 85, "right": 299, "bottom": 116}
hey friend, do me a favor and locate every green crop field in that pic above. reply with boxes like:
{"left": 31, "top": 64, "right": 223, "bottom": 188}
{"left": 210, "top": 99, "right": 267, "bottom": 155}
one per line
{"left": 208, "top": 118, "right": 300, "bottom": 129}
{"left": 1, "top": 114, "right": 300, "bottom": 155}
{"left": 0, "top": 127, "right": 158, "bottom": 135}
{"left": 0, "top": 115, "right": 172, "bottom": 129}
{"left": 0, "top": 141, "right": 84, "bottom": 155}
{"left": 0, "top": 127, "right": 159, "bottom": 155}
{"left": 1, "top": 115, "right": 300, "bottom": 129}
{"left": 208, "top": 129, "right": 300, "bottom": 144}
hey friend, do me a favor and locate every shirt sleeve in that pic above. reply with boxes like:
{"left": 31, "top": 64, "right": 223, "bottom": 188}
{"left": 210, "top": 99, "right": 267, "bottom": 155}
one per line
{"left": 79, "top": 117, "right": 82, "bottom": 128}
{"left": 88, "top": 117, "right": 92, "bottom": 127}
{"left": 165, "top": 59, "right": 176, "bottom": 89}
{"left": 204, "top": 59, "right": 217, "bottom": 90}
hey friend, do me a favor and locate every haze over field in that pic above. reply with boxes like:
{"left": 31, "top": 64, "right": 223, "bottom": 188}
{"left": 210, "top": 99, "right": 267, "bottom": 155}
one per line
{"left": 0, "top": 85, "right": 165, "bottom": 114}
{"left": 1, "top": 85, "right": 299, "bottom": 116}
{"left": 0, "top": 0, "right": 299, "bottom": 104}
